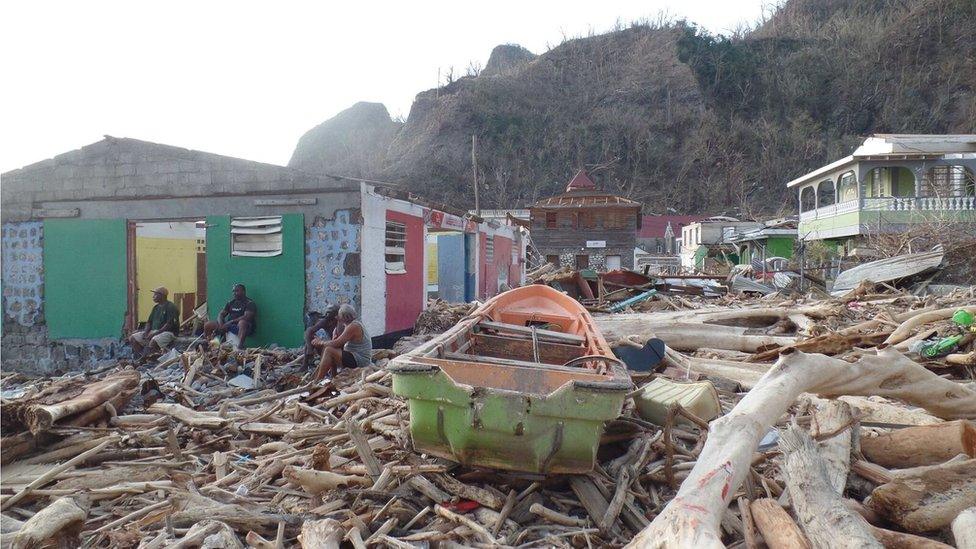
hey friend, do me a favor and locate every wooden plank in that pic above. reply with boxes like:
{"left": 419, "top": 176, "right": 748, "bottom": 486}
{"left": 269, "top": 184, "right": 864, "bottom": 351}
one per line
{"left": 477, "top": 320, "right": 585, "bottom": 344}
{"left": 471, "top": 334, "right": 582, "bottom": 365}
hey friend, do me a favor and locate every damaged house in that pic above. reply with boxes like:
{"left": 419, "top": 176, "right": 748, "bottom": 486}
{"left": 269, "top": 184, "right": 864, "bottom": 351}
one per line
{"left": 0, "top": 137, "right": 524, "bottom": 373}
{"left": 791, "top": 134, "right": 976, "bottom": 253}
{"left": 529, "top": 170, "right": 642, "bottom": 271}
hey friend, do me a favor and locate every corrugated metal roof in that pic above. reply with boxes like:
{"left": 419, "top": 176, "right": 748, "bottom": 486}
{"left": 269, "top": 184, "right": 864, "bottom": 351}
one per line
{"left": 565, "top": 169, "right": 597, "bottom": 191}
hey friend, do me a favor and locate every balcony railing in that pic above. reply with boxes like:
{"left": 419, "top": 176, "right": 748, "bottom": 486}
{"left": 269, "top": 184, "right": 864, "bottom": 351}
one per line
{"left": 862, "top": 196, "right": 976, "bottom": 211}
{"left": 799, "top": 199, "right": 859, "bottom": 221}
{"left": 800, "top": 197, "right": 975, "bottom": 221}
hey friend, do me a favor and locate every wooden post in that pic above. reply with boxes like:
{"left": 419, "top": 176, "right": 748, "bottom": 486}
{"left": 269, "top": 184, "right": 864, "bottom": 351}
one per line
{"left": 472, "top": 135, "right": 480, "bottom": 216}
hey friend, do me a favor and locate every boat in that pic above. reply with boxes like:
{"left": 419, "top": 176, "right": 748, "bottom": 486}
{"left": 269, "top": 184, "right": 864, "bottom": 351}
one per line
{"left": 389, "top": 285, "right": 631, "bottom": 474}
{"left": 831, "top": 246, "right": 944, "bottom": 295}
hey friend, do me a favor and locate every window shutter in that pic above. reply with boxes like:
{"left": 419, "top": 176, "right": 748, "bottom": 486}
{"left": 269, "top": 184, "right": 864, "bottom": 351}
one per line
{"left": 231, "top": 216, "right": 283, "bottom": 257}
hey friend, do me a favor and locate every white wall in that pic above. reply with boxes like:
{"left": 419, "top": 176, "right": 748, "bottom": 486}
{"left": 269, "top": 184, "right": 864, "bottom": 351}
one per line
{"left": 360, "top": 184, "right": 387, "bottom": 337}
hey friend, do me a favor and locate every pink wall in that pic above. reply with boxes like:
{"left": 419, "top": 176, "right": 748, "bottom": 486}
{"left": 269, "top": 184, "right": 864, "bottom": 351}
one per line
{"left": 385, "top": 210, "right": 424, "bottom": 333}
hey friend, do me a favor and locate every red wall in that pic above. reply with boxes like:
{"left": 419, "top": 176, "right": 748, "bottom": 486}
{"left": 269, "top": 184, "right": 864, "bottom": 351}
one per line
{"left": 480, "top": 233, "right": 515, "bottom": 299}
{"left": 479, "top": 233, "right": 492, "bottom": 300}
{"left": 385, "top": 210, "right": 424, "bottom": 333}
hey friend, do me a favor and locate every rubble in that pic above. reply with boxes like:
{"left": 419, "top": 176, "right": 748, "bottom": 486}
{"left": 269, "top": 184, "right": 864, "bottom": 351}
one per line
{"left": 0, "top": 284, "right": 974, "bottom": 548}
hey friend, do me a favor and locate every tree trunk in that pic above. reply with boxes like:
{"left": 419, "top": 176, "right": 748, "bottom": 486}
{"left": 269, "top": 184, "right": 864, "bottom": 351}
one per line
{"left": 870, "top": 526, "right": 953, "bottom": 549}
{"left": 884, "top": 306, "right": 976, "bottom": 345}
{"left": 23, "top": 371, "right": 140, "bottom": 433}
{"left": 953, "top": 507, "right": 976, "bottom": 549}
{"left": 10, "top": 497, "right": 87, "bottom": 549}
{"left": 659, "top": 348, "right": 768, "bottom": 389}
{"left": 860, "top": 420, "right": 975, "bottom": 468}
{"left": 749, "top": 498, "right": 810, "bottom": 549}
{"left": 624, "top": 348, "right": 976, "bottom": 549}
{"left": 866, "top": 460, "right": 976, "bottom": 533}
{"left": 838, "top": 396, "right": 942, "bottom": 426}
{"left": 596, "top": 319, "right": 795, "bottom": 353}
{"left": 298, "top": 518, "right": 344, "bottom": 549}
{"left": 809, "top": 399, "right": 855, "bottom": 493}
{"left": 147, "top": 403, "right": 227, "bottom": 430}
{"left": 283, "top": 466, "right": 370, "bottom": 495}
{"left": 778, "top": 424, "right": 881, "bottom": 548}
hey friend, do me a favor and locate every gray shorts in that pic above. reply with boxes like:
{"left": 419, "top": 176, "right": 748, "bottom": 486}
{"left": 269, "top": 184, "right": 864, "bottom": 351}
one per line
{"left": 131, "top": 330, "right": 175, "bottom": 349}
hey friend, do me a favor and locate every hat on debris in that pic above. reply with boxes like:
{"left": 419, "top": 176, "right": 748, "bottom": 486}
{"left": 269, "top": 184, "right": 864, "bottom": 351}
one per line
{"left": 152, "top": 286, "right": 169, "bottom": 297}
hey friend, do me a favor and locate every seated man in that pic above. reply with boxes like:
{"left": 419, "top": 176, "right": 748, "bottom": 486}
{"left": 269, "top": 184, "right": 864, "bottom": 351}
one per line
{"left": 204, "top": 283, "right": 257, "bottom": 349}
{"left": 130, "top": 286, "right": 179, "bottom": 358}
{"left": 311, "top": 304, "right": 372, "bottom": 381}
{"left": 303, "top": 304, "right": 339, "bottom": 369}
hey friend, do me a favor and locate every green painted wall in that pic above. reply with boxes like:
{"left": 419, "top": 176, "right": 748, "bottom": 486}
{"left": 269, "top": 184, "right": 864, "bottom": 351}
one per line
{"left": 44, "top": 219, "right": 127, "bottom": 339}
{"left": 766, "top": 236, "right": 794, "bottom": 258}
{"left": 799, "top": 211, "right": 860, "bottom": 235}
{"left": 206, "top": 214, "right": 305, "bottom": 348}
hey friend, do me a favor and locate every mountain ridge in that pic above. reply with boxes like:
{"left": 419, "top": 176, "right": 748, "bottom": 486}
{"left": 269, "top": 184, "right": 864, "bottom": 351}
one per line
{"left": 289, "top": 0, "right": 976, "bottom": 216}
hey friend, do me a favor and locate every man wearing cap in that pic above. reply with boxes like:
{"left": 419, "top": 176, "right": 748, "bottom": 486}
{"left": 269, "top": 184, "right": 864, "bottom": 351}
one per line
{"left": 204, "top": 283, "right": 257, "bottom": 349}
{"left": 130, "top": 286, "right": 179, "bottom": 357}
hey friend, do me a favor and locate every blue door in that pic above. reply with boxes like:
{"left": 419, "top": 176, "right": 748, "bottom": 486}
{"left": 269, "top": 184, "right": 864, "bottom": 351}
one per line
{"left": 437, "top": 233, "right": 465, "bottom": 303}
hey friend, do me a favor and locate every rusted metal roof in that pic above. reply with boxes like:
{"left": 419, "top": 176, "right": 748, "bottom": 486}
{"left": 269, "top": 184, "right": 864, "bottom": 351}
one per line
{"left": 565, "top": 169, "right": 597, "bottom": 191}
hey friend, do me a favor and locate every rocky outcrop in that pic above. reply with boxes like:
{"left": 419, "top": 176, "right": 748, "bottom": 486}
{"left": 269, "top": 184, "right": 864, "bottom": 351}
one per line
{"left": 482, "top": 44, "right": 537, "bottom": 77}
{"left": 288, "top": 102, "right": 400, "bottom": 178}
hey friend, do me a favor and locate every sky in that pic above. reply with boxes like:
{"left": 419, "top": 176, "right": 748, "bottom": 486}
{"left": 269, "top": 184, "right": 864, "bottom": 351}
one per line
{"left": 1, "top": 0, "right": 773, "bottom": 173}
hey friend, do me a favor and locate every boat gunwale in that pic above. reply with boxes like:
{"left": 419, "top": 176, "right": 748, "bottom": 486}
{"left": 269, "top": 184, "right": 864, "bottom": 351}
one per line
{"left": 389, "top": 286, "right": 631, "bottom": 388}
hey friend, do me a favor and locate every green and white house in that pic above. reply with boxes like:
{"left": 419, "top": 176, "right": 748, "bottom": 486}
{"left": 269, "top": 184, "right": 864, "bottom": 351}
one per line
{"left": 790, "top": 134, "right": 976, "bottom": 252}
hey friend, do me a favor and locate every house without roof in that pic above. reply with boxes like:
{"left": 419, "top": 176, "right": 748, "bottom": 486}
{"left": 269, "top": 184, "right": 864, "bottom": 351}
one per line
{"left": 529, "top": 170, "right": 642, "bottom": 271}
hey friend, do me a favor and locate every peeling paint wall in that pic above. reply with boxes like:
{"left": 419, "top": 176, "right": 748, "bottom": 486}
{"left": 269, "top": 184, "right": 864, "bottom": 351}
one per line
{"left": 1, "top": 221, "right": 43, "bottom": 327}
{"left": 306, "top": 209, "right": 362, "bottom": 314}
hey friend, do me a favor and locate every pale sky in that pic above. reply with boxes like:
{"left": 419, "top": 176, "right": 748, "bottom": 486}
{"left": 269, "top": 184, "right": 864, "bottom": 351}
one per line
{"left": 1, "top": 0, "right": 772, "bottom": 173}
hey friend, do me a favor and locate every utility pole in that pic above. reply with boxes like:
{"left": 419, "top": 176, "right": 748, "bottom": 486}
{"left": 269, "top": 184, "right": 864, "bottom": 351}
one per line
{"left": 471, "top": 135, "right": 480, "bottom": 216}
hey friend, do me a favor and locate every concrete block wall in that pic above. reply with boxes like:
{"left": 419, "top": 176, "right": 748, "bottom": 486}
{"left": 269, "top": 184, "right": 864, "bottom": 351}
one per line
{"left": 2, "top": 319, "right": 127, "bottom": 377}
{"left": 1, "top": 136, "right": 358, "bottom": 223}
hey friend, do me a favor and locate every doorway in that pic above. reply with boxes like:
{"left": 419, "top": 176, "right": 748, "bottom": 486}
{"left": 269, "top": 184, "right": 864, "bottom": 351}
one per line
{"left": 426, "top": 230, "right": 465, "bottom": 303}
{"left": 130, "top": 221, "right": 206, "bottom": 334}
{"left": 464, "top": 232, "right": 477, "bottom": 302}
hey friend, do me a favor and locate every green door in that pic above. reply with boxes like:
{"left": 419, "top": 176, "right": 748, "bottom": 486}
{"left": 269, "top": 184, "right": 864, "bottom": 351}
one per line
{"left": 205, "top": 214, "right": 305, "bottom": 347}
{"left": 44, "top": 219, "right": 128, "bottom": 339}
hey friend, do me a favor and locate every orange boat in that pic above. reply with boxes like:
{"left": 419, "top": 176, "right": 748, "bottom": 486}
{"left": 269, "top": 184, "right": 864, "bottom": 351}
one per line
{"left": 389, "top": 285, "right": 631, "bottom": 473}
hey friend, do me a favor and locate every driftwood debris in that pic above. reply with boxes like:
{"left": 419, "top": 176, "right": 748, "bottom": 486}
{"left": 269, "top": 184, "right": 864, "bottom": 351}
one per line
{"left": 1, "top": 284, "right": 974, "bottom": 548}
{"left": 859, "top": 420, "right": 976, "bottom": 468}
{"left": 866, "top": 459, "right": 976, "bottom": 532}
{"left": 626, "top": 347, "right": 976, "bottom": 548}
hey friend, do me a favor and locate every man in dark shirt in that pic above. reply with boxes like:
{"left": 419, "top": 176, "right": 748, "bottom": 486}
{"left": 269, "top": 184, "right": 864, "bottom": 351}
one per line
{"left": 303, "top": 304, "right": 339, "bottom": 370}
{"left": 204, "top": 283, "right": 257, "bottom": 349}
{"left": 130, "top": 286, "right": 180, "bottom": 358}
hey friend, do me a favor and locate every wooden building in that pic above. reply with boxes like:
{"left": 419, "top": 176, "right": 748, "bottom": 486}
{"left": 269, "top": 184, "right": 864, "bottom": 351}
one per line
{"left": 529, "top": 170, "right": 642, "bottom": 271}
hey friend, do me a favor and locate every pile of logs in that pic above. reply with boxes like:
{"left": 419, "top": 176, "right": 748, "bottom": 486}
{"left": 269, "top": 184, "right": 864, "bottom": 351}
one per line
{"left": 1, "top": 284, "right": 974, "bottom": 548}
{"left": 596, "top": 285, "right": 976, "bottom": 548}
{"left": 1, "top": 343, "right": 668, "bottom": 547}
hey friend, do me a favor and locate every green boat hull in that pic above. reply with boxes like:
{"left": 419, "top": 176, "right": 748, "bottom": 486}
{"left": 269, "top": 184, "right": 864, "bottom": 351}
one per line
{"left": 392, "top": 367, "right": 626, "bottom": 473}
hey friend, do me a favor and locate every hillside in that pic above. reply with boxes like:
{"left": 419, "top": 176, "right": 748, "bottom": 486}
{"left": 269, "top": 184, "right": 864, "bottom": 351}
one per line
{"left": 289, "top": 0, "right": 976, "bottom": 215}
